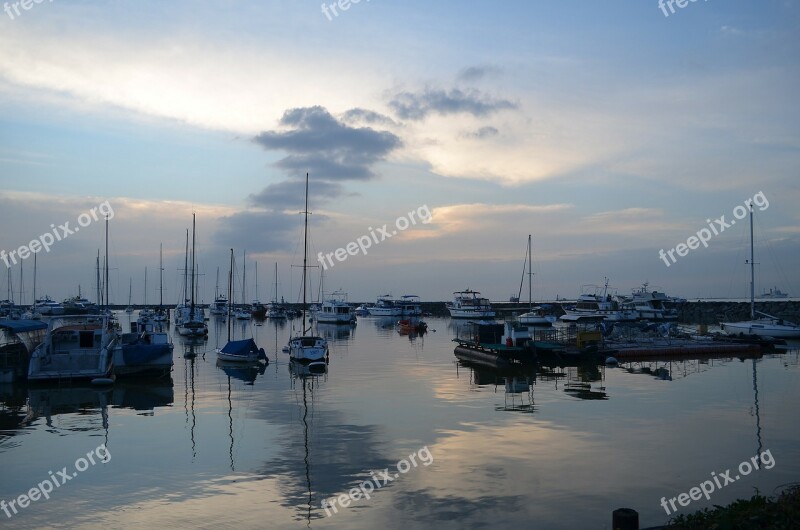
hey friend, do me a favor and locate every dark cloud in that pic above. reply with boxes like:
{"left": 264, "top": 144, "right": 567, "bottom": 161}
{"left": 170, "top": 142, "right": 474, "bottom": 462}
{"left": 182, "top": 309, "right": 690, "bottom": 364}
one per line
{"left": 457, "top": 65, "right": 502, "bottom": 82}
{"left": 248, "top": 179, "right": 345, "bottom": 211}
{"left": 341, "top": 107, "right": 398, "bottom": 127}
{"left": 253, "top": 106, "right": 401, "bottom": 181}
{"left": 216, "top": 106, "right": 399, "bottom": 248}
{"left": 213, "top": 210, "right": 306, "bottom": 253}
{"left": 463, "top": 126, "right": 500, "bottom": 139}
{"left": 389, "top": 88, "right": 517, "bottom": 121}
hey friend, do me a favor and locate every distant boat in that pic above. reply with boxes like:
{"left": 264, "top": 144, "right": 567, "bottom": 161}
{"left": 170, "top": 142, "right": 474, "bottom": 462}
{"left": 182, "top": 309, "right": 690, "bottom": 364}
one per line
{"left": 266, "top": 263, "right": 287, "bottom": 319}
{"left": 153, "top": 244, "right": 169, "bottom": 322}
{"left": 721, "top": 209, "right": 800, "bottom": 338}
{"left": 516, "top": 235, "right": 554, "bottom": 327}
{"left": 233, "top": 250, "right": 253, "bottom": 321}
{"left": 210, "top": 267, "right": 228, "bottom": 316}
{"left": 34, "top": 296, "right": 65, "bottom": 316}
{"left": 447, "top": 289, "right": 496, "bottom": 319}
{"left": 758, "top": 287, "right": 789, "bottom": 299}
{"left": 285, "top": 173, "right": 328, "bottom": 366}
{"left": 619, "top": 282, "right": 679, "bottom": 321}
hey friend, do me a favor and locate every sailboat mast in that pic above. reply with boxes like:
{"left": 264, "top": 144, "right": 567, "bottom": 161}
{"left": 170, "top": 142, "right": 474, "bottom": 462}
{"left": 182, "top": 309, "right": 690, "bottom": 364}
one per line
{"left": 32, "top": 253, "right": 36, "bottom": 311}
{"left": 242, "top": 250, "right": 246, "bottom": 308}
{"left": 19, "top": 261, "right": 23, "bottom": 307}
{"left": 96, "top": 251, "right": 101, "bottom": 307}
{"left": 105, "top": 217, "right": 109, "bottom": 308}
{"left": 183, "top": 230, "right": 189, "bottom": 304}
{"left": 528, "top": 234, "right": 532, "bottom": 312}
{"left": 144, "top": 267, "right": 148, "bottom": 307}
{"left": 302, "top": 172, "right": 309, "bottom": 332}
{"left": 749, "top": 206, "right": 755, "bottom": 320}
{"left": 228, "top": 249, "right": 233, "bottom": 341}
{"left": 275, "top": 262, "right": 278, "bottom": 304}
{"left": 190, "top": 214, "right": 196, "bottom": 313}
{"left": 159, "top": 243, "right": 163, "bottom": 308}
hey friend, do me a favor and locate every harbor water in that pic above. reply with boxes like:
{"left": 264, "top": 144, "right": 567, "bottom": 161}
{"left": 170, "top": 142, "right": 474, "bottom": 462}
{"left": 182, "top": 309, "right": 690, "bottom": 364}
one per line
{"left": 1, "top": 313, "right": 799, "bottom": 529}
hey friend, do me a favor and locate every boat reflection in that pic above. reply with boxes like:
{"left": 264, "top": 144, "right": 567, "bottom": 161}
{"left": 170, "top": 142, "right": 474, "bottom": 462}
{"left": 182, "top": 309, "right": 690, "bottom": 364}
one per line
{"left": 315, "top": 322, "right": 356, "bottom": 342}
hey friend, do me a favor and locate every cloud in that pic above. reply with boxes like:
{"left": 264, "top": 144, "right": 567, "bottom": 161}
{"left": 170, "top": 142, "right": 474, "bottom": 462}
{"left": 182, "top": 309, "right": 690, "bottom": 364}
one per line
{"left": 457, "top": 65, "right": 502, "bottom": 82}
{"left": 462, "top": 126, "right": 499, "bottom": 139}
{"left": 253, "top": 106, "right": 402, "bottom": 181}
{"left": 388, "top": 88, "right": 518, "bottom": 121}
{"left": 248, "top": 179, "right": 346, "bottom": 210}
{"left": 341, "top": 108, "right": 398, "bottom": 127}
{"left": 213, "top": 210, "right": 304, "bottom": 253}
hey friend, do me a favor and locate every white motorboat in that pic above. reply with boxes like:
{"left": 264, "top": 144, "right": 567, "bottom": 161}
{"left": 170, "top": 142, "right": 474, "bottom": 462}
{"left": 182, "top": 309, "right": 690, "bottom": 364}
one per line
{"left": 316, "top": 290, "right": 356, "bottom": 324}
{"left": 620, "top": 283, "right": 679, "bottom": 321}
{"left": 560, "top": 279, "right": 636, "bottom": 322}
{"left": 447, "top": 289, "right": 495, "bottom": 319}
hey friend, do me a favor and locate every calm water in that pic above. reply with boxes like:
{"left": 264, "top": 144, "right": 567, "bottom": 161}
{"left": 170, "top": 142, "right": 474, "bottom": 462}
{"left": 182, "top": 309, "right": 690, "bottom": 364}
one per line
{"left": 1, "top": 313, "right": 799, "bottom": 529}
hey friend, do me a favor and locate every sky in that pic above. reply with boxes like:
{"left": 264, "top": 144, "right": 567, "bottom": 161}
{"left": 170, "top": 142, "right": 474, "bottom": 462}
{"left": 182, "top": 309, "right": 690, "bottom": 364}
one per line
{"left": 0, "top": 0, "right": 798, "bottom": 305}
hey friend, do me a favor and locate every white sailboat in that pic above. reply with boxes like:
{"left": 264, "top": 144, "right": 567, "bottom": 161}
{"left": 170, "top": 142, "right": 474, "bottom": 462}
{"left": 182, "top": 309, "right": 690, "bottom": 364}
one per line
{"left": 517, "top": 235, "right": 554, "bottom": 327}
{"left": 285, "top": 173, "right": 328, "bottom": 365}
{"left": 720, "top": 207, "right": 800, "bottom": 338}
{"left": 176, "top": 215, "right": 208, "bottom": 337}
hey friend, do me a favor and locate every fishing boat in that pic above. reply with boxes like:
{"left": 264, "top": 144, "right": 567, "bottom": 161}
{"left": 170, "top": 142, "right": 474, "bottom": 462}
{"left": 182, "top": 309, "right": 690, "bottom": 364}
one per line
{"left": 217, "top": 250, "right": 267, "bottom": 363}
{"left": 285, "top": 173, "right": 328, "bottom": 365}
{"left": 113, "top": 318, "right": 174, "bottom": 377}
{"left": 446, "top": 289, "right": 496, "bottom": 319}
{"left": 721, "top": 208, "right": 800, "bottom": 338}
{"left": 176, "top": 216, "right": 208, "bottom": 337}
{"left": 516, "top": 235, "right": 555, "bottom": 327}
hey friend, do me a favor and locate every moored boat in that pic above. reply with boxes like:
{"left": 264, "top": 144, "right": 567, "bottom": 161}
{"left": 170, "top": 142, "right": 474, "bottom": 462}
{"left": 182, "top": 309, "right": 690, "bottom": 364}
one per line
{"left": 446, "top": 289, "right": 495, "bottom": 319}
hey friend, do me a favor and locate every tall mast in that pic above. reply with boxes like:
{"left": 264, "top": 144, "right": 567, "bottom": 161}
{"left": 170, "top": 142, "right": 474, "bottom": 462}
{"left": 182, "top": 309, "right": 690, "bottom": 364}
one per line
{"left": 302, "top": 172, "right": 310, "bottom": 333}
{"left": 190, "top": 214, "right": 196, "bottom": 313}
{"left": 528, "top": 234, "right": 532, "bottom": 312}
{"left": 242, "top": 250, "right": 246, "bottom": 308}
{"left": 254, "top": 261, "right": 258, "bottom": 303}
{"left": 144, "top": 267, "right": 148, "bottom": 307}
{"left": 184, "top": 229, "right": 189, "bottom": 304}
{"left": 159, "top": 243, "right": 163, "bottom": 308}
{"left": 274, "top": 262, "right": 279, "bottom": 304}
{"left": 749, "top": 206, "right": 755, "bottom": 320}
{"left": 215, "top": 267, "right": 220, "bottom": 300}
{"left": 19, "top": 261, "right": 23, "bottom": 307}
{"left": 32, "top": 253, "right": 36, "bottom": 311}
{"left": 228, "top": 249, "right": 233, "bottom": 341}
{"left": 105, "top": 216, "right": 109, "bottom": 308}
{"left": 96, "top": 251, "right": 101, "bottom": 307}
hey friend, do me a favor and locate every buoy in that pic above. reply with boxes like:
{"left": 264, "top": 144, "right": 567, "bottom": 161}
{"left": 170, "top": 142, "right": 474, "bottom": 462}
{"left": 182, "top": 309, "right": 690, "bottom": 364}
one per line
{"left": 605, "top": 356, "right": 619, "bottom": 365}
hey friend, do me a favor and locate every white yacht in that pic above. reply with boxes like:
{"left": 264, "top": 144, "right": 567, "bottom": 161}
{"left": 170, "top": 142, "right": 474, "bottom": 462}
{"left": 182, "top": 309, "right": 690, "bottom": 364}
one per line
{"left": 560, "top": 279, "right": 636, "bottom": 322}
{"left": 446, "top": 289, "right": 496, "bottom": 319}
{"left": 316, "top": 290, "right": 356, "bottom": 324}
{"left": 34, "top": 297, "right": 65, "bottom": 316}
{"left": 367, "top": 294, "right": 400, "bottom": 316}
{"left": 28, "top": 315, "right": 118, "bottom": 382}
{"left": 620, "top": 283, "right": 679, "bottom": 321}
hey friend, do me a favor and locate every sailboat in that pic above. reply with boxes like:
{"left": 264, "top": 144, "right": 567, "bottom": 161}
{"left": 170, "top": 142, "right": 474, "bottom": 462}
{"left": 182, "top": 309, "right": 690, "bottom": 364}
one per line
{"left": 517, "top": 235, "right": 554, "bottom": 327}
{"left": 125, "top": 278, "right": 134, "bottom": 313}
{"left": 153, "top": 244, "right": 169, "bottom": 322}
{"left": 21, "top": 253, "right": 41, "bottom": 320}
{"left": 234, "top": 250, "right": 252, "bottom": 320}
{"left": 217, "top": 249, "right": 267, "bottom": 363}
{"left": 210, "top": 267, "right": 228, "bottom": 316}
{"left": 267, "top": 263, "right": 287, "bottom": 319}
{"left": 285, "top": 173, "right": 328, "bottom": 365}
{"left": 250, "top": 262, "right": 268, "bottom": 318}
{"left": 176, "top": 215, "right": 208, "bottom": 337}
{"left": 720, "top": 207, "right": 800, "bottom": 338}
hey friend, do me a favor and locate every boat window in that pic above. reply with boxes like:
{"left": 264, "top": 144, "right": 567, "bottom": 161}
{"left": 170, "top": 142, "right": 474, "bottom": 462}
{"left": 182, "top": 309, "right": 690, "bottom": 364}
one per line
{"left": 79, "top": 331, "right": 95, "bottom": 348}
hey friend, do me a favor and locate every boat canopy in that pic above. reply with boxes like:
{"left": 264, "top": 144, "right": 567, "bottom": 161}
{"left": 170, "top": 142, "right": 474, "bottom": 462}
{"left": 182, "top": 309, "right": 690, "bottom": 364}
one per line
{"left": 0, "top": 319, "right": 49, "bottom": 333}
{"left": 220, "top": 338, "right": 260, "bottom": 355}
